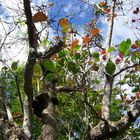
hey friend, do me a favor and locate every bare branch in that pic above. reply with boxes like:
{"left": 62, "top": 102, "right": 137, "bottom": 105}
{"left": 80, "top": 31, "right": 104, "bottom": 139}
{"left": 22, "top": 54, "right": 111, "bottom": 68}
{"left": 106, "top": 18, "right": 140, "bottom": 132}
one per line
{"left": 113, "top": 63, "right": 140, "bottom": 77}
{"left": 55, "top": 86, "right": 81, "bottom": 93}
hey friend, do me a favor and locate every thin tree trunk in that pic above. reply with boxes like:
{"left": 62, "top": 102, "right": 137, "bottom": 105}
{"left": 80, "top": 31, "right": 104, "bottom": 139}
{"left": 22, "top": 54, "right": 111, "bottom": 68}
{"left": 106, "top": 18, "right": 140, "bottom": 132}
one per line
{"left": 101, "top": 75, "right": 114, "bottom": 120}
{"left": 22, "top": 0, "right": 38, "bottom": 139}
{"left": 101, "top": 0, "right": 116, "bottom": 120}
{"left": 105, "top": 0, "right": 116, "bottom": 51}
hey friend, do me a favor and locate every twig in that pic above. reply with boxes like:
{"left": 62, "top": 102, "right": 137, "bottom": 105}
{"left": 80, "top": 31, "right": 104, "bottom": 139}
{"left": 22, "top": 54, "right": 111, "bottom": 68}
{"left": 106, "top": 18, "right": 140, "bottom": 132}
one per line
{"left": 113, "top": 63, "right": 140, "bottom": 77}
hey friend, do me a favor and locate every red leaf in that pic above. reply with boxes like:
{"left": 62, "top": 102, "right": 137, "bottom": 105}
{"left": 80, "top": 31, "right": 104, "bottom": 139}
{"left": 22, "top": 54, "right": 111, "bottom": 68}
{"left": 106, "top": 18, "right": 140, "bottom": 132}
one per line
{"left": 101, "top": 49, "right": 106, "bottom": 55}
{"left": 71, "top": 39, "right": 79, "bottom": 49}
{"left": 82, "top": 35, "right": 90, "bottom": 44}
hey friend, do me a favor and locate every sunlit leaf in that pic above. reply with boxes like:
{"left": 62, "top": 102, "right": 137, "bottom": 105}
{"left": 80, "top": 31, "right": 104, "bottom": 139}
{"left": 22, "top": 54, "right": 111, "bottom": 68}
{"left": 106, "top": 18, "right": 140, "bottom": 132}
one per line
{"left": 105, "top": 59, "right": 116, "bottom": 75}
{"left": 92, "top": 52, "right": 99, "bottom": 59}
{"left": 62, "top": 26, "right": 69, "bottom": 33}
{"left": 108, "top": 47, "right": 115, "bottom": 53}
{"left": 99, "top": 1, "right": 106, "bottom": 7}
{"left": 32, "top": 11, "right": 48, "bottom": 23}
{"left": 71, "top": 39, "right": 79, "bottom": 49}
{"left": 82, "top": 35, "right": 90, "bottom": 44}
{"left": 73, "top": 45, "right": 81, "bottom": 51}
{"left": 59, "top": 18, "right": 69, "bottom": 27}
{"left": 44, "top": 59, "right": 55, "bottom": 72}
{"left": 118, "top": 39, "right": 131, "bottom": 56}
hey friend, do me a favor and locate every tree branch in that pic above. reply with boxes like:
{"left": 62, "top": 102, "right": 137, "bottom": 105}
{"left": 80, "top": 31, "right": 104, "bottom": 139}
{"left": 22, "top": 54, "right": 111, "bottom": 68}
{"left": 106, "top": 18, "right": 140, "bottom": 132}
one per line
{"left": 113, "top": 63, "right": 140, "bottom": 77}
{"left": 55, "top": 86, "right": 81, "bottom": 93}
{"left": 89, "top": 99, "right": 140, "bottom": 140}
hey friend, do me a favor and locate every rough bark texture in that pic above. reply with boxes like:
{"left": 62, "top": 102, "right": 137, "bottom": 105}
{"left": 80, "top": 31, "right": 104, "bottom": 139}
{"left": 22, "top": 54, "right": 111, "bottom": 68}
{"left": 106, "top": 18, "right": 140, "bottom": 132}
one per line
{"left": 38, "top": 79, "right": 58, "bottom": 140}
{"left": 23, "top": 0, "right": 38, "bottom": 139}
{"left": 89, "top": 99, "right": 140, "bottom": 140}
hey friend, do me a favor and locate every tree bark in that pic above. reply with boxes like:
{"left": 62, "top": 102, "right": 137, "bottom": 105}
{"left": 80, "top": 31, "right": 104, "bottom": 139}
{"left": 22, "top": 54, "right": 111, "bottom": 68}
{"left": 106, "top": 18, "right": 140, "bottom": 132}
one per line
{"left": 89, "top": 99, "right": 140, "bottom": 140}
{"left": 38, "top": 79, "right": 58, "bottom": 140}
{"left": 22, "top": 0, "right": 38, "bottom": 139}
{"left": 101, "top": 75, "right": 114, "bottom": 120}
{"left": 101, "top": 0, "right": 116, "bottom": 120}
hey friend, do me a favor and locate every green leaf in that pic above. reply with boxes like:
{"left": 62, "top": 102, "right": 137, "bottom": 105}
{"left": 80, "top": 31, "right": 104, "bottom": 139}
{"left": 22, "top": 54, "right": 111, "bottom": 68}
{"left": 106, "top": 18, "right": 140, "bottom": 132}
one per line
{"left": 94, "top": 79, "right": 100, "bottom": 85}
{"left": 108, "top": 47, "right": 115, "bottom": 52}
{"left": 71, "top": 24, "right": 74, "bottom": 29}
{"left": 34, "top": 63, "right": 42, "bottom": 73}
{"left": 73, "top": 53, "right": 80, "bottom": 60}
{"left": 45, "top": 73, "right": 56, "bottom": 81}
{"left": 118, "top": 39, "right": 131, "bottom": 55}
{"left": 81, "top": 50, "right": 88, "bottom": 57}
{"left": 92, "top": 52, "right": 99, "bottom": 58}
{"left": 11, "top": 62, "right": 18, "bottom": 71}
{"left": 68, "top": 62, "right": 79, "bottom": 74}
{"left": 135, "top": 40, "right": 140, "bottom": 46}
{"left": 49, "top": 2, "right": 54, "bottom": 7}
{"left": 42, "top": 38, "right": 48, "bottom": 45}
{"left": 105, "top": 59, "right": 116, "bottom": 75}
{"left": 62, "top": 26, "right": 69, "bottom": 33}
{"left": 58, "top": 50, "right": 68, "bottom": 57}
{"left": 73, "top": 45, "right": 81, "bottom": 51}
{"left": 44, "top": 59, "right": 55, "bottom": 72}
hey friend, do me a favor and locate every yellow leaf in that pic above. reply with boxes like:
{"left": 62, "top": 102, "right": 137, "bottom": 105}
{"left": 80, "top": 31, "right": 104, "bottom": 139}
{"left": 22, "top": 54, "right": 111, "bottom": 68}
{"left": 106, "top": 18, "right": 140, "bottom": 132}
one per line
{"left": 91, "top": 28, "right": 100, "bottom": 36}
{"left": 59, "top": 18, "right": 69, "bottom": 27}
{"left": 99, "top": 1, "right": 106, "bottom": 7}
{"left": 33, "top": 11, "right": 47, "bottom": 23}
{"left": 71, "top": 39, "right": 79, "bottom": 49}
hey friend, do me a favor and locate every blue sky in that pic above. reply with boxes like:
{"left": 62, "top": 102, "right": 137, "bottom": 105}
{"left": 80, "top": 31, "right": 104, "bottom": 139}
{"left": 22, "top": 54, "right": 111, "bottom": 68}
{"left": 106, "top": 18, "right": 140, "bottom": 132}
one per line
{"left": 31, "top": 0, "right": 139, "bottom": 44}
{"left": 0, "top": 0, "right": 139, "bottom": 63}
{"left": 1, "top": 0, "right": 139, "bottom": 43}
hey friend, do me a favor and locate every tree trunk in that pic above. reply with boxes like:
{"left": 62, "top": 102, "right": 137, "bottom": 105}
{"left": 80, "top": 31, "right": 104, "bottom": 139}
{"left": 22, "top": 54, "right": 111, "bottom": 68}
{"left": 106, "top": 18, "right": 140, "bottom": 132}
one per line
{"left": 101, "top": 75, "right": 114, "bottom": 120}
{"left": 22, "top": 0, "right": 38, "bottom": 139}
{"left": 38, "top": 80, "right": 58, "bottom": 140}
